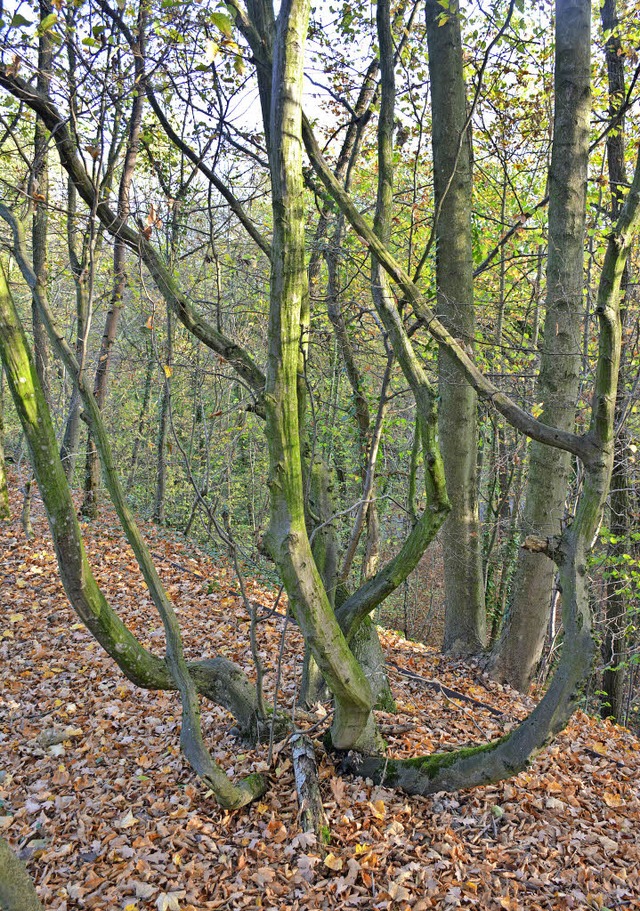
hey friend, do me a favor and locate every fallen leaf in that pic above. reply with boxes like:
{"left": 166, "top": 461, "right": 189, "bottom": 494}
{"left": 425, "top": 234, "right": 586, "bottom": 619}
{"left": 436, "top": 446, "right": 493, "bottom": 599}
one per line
{"left": 323, "top": 852, "right": 343, "bottom": 871}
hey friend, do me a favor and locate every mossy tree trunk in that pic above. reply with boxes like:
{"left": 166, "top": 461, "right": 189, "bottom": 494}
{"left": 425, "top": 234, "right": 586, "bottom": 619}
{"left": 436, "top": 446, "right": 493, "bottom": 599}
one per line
{"left": 262, "top": 0, "right": 376, "bottom": 752}
{"left": 303, "top": 0, "right": 640, "bottom": 793}
{"left": 0, "top": 837, "right": 43, "bottom": 911}
{"left": 341, "top": 139, "right": 640, "bottom": 798}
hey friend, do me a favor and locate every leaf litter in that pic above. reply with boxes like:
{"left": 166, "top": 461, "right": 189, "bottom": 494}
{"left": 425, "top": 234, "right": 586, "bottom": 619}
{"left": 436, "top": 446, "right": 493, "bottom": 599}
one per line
{"left": 0, "top": 481, "right": 638, "bottom": 910}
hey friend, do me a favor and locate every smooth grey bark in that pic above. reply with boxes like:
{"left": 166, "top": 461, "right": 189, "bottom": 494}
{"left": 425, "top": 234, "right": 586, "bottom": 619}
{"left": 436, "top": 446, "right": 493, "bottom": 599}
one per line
{"left": 600, "top": 0, "right": 631, "bottom": 722}
{"left": 0, "top": 371, "right": 9, "bottom": 519}
{"left": 425, "top": 0, "right": 485, "bottom": 655}
{"left": 492, "top": 0, "right": 591, "bottom": 690}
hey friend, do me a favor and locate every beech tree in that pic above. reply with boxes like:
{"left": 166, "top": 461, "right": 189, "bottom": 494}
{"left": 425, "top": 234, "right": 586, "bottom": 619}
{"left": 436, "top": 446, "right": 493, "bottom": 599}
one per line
{"left": 0, "top": 0, "right": 639, "bottom": 812}
{"left": 491, "top": 0, "right": 591, "bottom": 690}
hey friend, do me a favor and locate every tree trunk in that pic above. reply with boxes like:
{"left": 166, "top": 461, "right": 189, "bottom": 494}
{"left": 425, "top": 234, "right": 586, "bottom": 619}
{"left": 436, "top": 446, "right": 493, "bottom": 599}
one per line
{"left": 0, "top": 371, "right": 10, "bottom": 519}
{"left": 127, "top": 341, "right": 154, "bottom": 492}
{"left": 153, "top": 308, "right": 172, "bottom": 525}
{"left": 262, "top": 0, "right": 376, "bottom": 752}
{"left": 30, "top": 0, "right": 53, "bottom": 408}
{"left": 425, "top": 0, "right": 485, "bottom": 655}
{"left": 491, "top": 0, "right": 591, "bottom": 690}
{"left": 60, "top": 181, "right": 89, "bottom": 481}
{"left": 600, "top": 0, "right": 631, "bottom": 722}
{"left": 82, "top": 6, "right": 146, "bottom": 512}
{"left": 0, "top": 837, "right": 43, "bottom": 911}
{"left": 341, "top": 138, "right": 640, "bottom": 798}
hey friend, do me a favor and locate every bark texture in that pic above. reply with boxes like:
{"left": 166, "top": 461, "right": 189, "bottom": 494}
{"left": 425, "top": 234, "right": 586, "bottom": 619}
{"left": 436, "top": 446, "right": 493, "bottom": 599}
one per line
{"left": 492, "top": 0, "right": 591, "bottom": 689}
{"left": 0, "top": 837, "right": 43, "bottom": 911}
{"left": 425, "top": 0, "right": 485, "bottom": 655}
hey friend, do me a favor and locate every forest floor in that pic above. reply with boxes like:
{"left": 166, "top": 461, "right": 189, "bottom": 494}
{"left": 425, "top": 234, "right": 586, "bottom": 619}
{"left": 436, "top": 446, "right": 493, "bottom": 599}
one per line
{"left": 0, "top": 477, "right": 639, "bottom": 911}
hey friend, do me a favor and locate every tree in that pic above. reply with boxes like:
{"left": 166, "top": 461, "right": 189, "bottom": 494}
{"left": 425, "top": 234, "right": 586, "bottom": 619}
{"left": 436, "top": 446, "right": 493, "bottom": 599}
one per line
{"left": 424, "top": 0, "right": 486, "bottom": 656}
{"left": 0, "top": 0, "right": 638, "bottom": 807}
{"left": 491, "top": 0, "right": 591, "bottom": 690}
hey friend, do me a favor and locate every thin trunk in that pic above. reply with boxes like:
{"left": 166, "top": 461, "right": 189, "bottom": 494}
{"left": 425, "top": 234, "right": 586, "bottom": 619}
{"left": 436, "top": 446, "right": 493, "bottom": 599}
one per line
{"left": 425, "top": 0, "right": 485, "bottom": 655}
{"left": 82, "top": 3, "right": 146, "bottom": 512}
{"left": 0, "top": 370, "right": 10, "bottom": 518}
{"left": 127, "top": 341, "right": 154, "bottom": 491}
{"left": 600, "top": 0, "right": 630, "bottom": 722}
{"left": 60, "top": 180, "right": 89, "bottom": 480}
{"left": 154, "top": 308, "right": 172, "bottom": 524}
{"left": 30, "top": 0, "right": 53, "bottom": 407}
{"left": 492, "top": 0, "right": 591, "bottom": 690}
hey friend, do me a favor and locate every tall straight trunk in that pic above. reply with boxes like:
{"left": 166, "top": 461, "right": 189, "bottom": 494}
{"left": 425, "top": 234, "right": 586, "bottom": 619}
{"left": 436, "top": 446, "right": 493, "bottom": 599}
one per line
{"left": 30, "top": 0, "right": 53, "bottom": 406}
{"left": 153, "top": 307, "right": 172, "bottom": 524}
{"left": 60, "top": 181, "right": 90, "bottom": 480}
{"left": 0, "top": 369, "right": 9, "bottom": 519}
{"left": 82, "top": 4, "right": 146, "bottom": 513}
{"left": 127, "top": 340, "right": 154, "bottom": 491}
{"left": 425, "top": 0, "right": 485, "bottom": 655}
{"left": 600, "top": 0, "right": 630, "bottom": 722}
{"left": 491, "top": 0, "right": 591, "bottom": 690}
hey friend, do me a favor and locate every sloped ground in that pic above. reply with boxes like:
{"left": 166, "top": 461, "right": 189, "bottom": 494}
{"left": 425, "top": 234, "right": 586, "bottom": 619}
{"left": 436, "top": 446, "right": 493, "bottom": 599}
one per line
{"left": 0, "top": 477, "right": 638, "bottom": 910}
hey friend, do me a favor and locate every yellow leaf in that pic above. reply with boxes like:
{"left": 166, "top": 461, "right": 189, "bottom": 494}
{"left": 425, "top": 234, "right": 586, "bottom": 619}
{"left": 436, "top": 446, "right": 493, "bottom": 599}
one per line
{"left": 163, "top": 365, "right": 173, "bottom": 378}
{"left": 355, "top": 842, "right": 372, "bottom": 856}
{"left": 205, "top": 39, "right": 219, "bottom": 63}
{"left": 323, "top": 852, "right": 343, "bottom": 871}
{"left": 368, "top": 799, "right": 386, "bottom": 820}
{"left": 9, "top": 613, "right": 24, "bottom": 623}
{"left": 603, "top": 791, "right": 625, "bottom": 808}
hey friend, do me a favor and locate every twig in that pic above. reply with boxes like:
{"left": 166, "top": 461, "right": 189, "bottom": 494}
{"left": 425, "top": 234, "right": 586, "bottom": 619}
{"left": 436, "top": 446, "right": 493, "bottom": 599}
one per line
{"left": 388, "top": 661, "right": 507, "bottom": 719}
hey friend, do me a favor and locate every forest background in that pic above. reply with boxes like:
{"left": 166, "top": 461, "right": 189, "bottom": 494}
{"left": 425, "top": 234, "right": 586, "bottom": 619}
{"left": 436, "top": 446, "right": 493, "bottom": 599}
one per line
{"left": 0, "top": 0, "right": 640, "bottom": 900}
